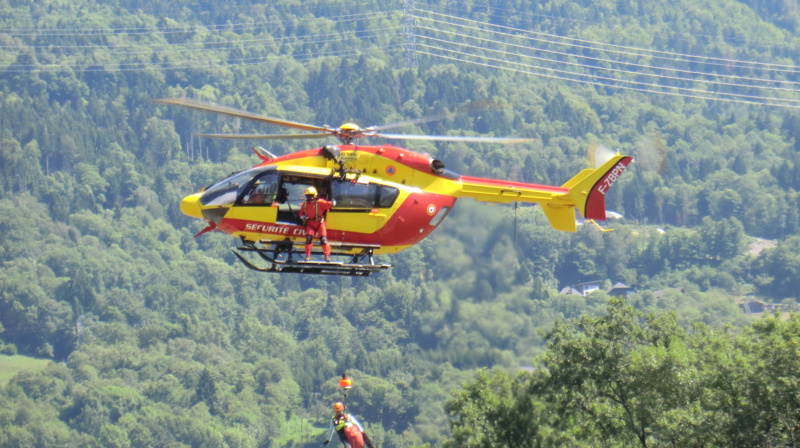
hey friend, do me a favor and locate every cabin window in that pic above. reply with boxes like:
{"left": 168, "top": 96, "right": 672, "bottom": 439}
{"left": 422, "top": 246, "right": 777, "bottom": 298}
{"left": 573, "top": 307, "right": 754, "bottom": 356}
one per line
{"left": 272, "top": 174, "right": 331, "bottom": 224}
{"left": 332, "top": 181, "right": 399, "bottom": 209}
{"left": 333, "top": 182, "right": 375, "bottom": 209}
{"left": 377, "top": 185, "right": 400, "bottom": 208}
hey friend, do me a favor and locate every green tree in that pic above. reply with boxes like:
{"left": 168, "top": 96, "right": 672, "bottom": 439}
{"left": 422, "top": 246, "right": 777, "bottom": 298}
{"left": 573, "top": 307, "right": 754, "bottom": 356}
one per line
{"left": 752, "top": 235, "right": 800, "bottom": 300}
{"left": 541, "top": 298, "right": 695, "bottom": 447}
{"left": 445, "top": 369, "right": 545, "bottom": 448}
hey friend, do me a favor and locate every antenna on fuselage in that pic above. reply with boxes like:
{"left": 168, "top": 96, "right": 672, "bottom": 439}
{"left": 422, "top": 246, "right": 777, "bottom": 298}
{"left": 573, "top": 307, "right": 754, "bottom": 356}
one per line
{"left": 251, "top": 146, "right": 277, "bottom": 161}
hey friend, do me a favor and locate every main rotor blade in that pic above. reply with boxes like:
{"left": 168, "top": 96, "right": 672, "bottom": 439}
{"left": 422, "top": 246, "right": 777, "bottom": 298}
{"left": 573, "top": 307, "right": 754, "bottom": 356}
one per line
{"left": 375, "top": 133, "right": 534, "bottom": 144}
{"left": 371, "top": 113, "right": 459, "bottom": 132}
{"left": 373, "top": 101, "right": 504, "bottom": 132}
{"left": 155, "top": 98, "right": 327, "bottom": 132}
{"left": 194, "top": 133, "right": 331, "bottom": 140}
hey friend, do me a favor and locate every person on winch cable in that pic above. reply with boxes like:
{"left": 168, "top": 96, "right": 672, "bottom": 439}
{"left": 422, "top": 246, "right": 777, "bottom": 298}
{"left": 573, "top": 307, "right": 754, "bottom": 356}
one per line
{"left": 323, "top": 402, "right": 374, "bottom": 448}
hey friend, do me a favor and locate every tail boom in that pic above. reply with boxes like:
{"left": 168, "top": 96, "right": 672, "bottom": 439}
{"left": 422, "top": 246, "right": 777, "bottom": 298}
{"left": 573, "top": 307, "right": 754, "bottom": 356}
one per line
{"left": 456, "top": 155, "right": 633, "bottom": 232}
{"left": 457, "top": 177, "right": 568, "bottom": 204}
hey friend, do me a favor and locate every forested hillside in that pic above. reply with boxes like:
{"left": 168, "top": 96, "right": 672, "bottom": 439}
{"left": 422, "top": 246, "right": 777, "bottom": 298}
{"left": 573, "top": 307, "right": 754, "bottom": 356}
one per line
{"left": 1, "top": 0, "right": 800, "bottom": 446}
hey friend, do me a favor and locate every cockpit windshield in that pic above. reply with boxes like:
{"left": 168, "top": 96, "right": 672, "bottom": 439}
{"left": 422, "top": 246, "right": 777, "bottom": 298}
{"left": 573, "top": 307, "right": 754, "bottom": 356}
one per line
{"left": 200, "top": 166, "right": 274, "bottom": 207}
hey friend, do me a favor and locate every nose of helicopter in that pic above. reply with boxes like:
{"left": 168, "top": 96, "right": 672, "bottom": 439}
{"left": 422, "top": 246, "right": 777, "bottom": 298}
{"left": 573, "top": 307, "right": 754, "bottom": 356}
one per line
{"left": 180, "top": 193, "right": 204, "bottom": 219}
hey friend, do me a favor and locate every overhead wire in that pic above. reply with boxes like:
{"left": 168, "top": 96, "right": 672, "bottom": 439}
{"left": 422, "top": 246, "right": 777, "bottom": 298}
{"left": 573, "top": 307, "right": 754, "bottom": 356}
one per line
{"left": 0, "top": 10, "right": 398, "bottom": 48}
{"left": 1, "top": 28, "right": 401, "bottom": 65}
{"left": 413, "top": 31, "right": 800, "bottom": 103}
{"left": 0, "top": 26, "right": 401, "bottom": 51}
{"left": 410, "top": 6, "right": 800, "bottom": 108}
{"left": 414, "top": 10, "right": 800, "bottom": 74}
{"left": 431, "top": 0, "right": 800, "bottom": 55}
{"left": 1, "top": 46, "right": 404, "bottom": 73}
{"left": 2, "top": 45, "right": 404, "bottom": 73}
{"left": 3, "top": 1, "right": 799, "bottom": 108}
{"left": 415, "top": 44, "right": 800, "bottom": 108}
{"left": 416, "top": 49, "right": 800, "bottom": 108}
{"left": 413, "top": 22, "right": 800, "bottom": 88}
{"left": 0, "top": 10, "right": 397, "bottom": 37}
{"left": 0, "top": 9, "right": 404, "bottom": 73}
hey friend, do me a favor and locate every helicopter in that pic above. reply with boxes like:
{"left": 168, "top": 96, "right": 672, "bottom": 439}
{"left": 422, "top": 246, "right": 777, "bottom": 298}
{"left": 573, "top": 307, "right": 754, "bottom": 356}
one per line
{"left": 156, "top": 98, "right": 633, "bottom": 276}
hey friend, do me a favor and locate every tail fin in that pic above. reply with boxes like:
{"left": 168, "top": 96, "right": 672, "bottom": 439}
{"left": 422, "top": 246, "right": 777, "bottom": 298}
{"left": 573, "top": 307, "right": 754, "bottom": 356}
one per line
{"left": 540, "top": 203, "right": 580, "bottom": 232}
{"left": 563, "top": 155, "right": 634, "bottom": 221}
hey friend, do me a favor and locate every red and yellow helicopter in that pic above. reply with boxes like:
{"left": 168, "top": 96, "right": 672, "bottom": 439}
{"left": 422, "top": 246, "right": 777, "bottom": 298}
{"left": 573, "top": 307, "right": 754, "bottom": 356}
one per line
{"left": 157, "top": 98, "right": 632, "bottom": 276}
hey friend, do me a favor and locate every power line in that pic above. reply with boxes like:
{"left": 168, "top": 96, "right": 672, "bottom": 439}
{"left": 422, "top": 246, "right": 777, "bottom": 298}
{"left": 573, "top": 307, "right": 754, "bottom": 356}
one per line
{"left": 413, "top": 22, "right": 800, "bottom": 86}
{"left": 414, "top": 9, "right": 800, "bottom": 73}
{"left": 4, "top": 1, "right": 799, "bottom": 108}
{"left": 0, "top": 10, "right": 397, "bottom": 36}
{"left": 414, "top": 32, "right": 800, "bottom": 99}
{"left": 424, "top": 0, "right": 800, "bottom": 52}
{"left": 2, "top": 28, "right": 399, "bottom": 64}
{"left": 410, "top": 6, "right": 800, "bottom": 108}
{"left": 2, "top": 45, "right": 403, "bottom": 73}
{"left": 403, "top": 0, "right": 419, "bottom": 68}
{"left": 0, "top": 26, "right": 400, "bottom": 51}
{"left": 417, "top": 48, "right": 800, "bottom": 108}
{"left": 0, "top": 9, "right": 405, "bottom": 73}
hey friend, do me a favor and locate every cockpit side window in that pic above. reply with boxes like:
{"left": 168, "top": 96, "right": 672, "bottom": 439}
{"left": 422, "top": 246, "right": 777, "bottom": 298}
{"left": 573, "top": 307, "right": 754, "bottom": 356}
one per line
{"left": 200, "top": 166, "right": 276, "bottom": 207}
{"left": 240, "top": 172, "right": 281, "bottom": 206}
{"left": 201, "top": 170, "right": 256, "bottom": 207}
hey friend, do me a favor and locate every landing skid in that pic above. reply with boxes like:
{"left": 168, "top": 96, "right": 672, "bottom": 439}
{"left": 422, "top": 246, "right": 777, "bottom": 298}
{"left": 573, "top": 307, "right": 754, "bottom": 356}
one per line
{"left": 233, "top": 239, "right": 391, "bottom": 276}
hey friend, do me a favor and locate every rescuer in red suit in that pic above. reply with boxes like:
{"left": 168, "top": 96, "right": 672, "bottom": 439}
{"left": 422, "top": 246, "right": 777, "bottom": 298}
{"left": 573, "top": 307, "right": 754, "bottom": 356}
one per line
{"left": 298, "top": 186, "right": 332, "bottom": 262}
{"left": 324, "top": 402, "right": 375, "bottom": 448}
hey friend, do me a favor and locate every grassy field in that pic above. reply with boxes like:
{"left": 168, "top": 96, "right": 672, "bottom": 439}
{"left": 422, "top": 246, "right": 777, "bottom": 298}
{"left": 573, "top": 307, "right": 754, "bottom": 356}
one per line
{"left": 274, "top": 413, "right": 328, "bottom": 446}
{"left": 0, "top": 354, "right": 52, "bottom": 386}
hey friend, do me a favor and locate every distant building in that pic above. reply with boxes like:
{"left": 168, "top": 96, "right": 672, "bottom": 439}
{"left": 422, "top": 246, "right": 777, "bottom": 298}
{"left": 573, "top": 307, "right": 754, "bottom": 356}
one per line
{"left": 739, "top": 300, "right": 766, "bottom": 315}
{"left": 560, "top": 280, "right": 635, "bottom": 297}
{"left": 608, "top": 282, "right": 633, "bottom": 298}
{"left": 561, "top": 280, "right": 603, "bottom": 296}
{"left": 559, "top": 286, "right": 584, "bottom": 296}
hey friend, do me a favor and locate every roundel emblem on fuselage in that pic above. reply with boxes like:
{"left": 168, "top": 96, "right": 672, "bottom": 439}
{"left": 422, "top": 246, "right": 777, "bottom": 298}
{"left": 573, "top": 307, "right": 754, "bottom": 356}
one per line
{"left": 427, "top": 204, "right": 436, "bottom": 215}
{"left": 385, "top": 165, "right": 396, "bottom": 175}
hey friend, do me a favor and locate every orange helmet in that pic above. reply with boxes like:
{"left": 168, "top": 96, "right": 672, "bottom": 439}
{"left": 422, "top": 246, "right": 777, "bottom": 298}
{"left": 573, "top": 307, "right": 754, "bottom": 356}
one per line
{"left": 332, "top": 402, "right": 344, "bottom": 413}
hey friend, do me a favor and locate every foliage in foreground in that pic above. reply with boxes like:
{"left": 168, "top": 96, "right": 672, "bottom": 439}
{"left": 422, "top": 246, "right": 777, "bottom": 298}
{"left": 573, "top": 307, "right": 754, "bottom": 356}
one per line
{"left": 446, "top": 298, "right": 800, "bottom": 448}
